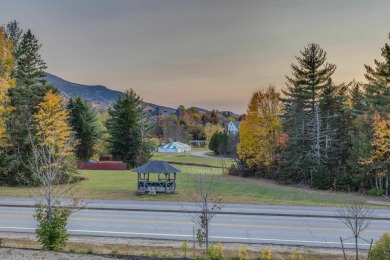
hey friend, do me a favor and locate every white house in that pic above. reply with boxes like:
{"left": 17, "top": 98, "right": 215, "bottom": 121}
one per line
{"left": 158, "top": 142, "right": 191, "bottom": 153}
{"left": 226, "top": 121, "right": 240, "bottom": 135}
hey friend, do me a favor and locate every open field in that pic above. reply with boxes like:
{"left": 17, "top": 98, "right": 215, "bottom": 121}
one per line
{"left": 0, "top": 166, "right": 376, "bottom": 206}
{"left": 0, "top": 150, "right": 384, "bottom": 206}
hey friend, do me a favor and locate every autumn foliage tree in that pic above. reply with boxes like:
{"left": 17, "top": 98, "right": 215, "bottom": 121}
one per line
{"left": 30, "top": 91, "right": 76, "bottom": 251}
{"left": 237, "top": 86, "right": 282, "bottom": 176}
{"left": 361, "top": 33, "right": 390, "bottom": 194}
{"left": 0, "top": 27, "right": 15, "bottom": 150}
{"left": 3, "top": 24, "right": 58, "bottom": 184}
{"left": 363, "top": 112, "right": 390, "bottom": 194}
{"left": 33, "top": 91, "right": 73, "bottom": 155}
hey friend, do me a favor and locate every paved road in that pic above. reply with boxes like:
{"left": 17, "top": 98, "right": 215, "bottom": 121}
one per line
{"left": 189, "top": 150, "right": 231, "bottom": 160}
{"left": 0, "top": 198, "right": 389, "bottom": 249}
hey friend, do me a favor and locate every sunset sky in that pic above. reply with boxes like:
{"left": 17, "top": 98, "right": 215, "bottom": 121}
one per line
{"left": 1, "top": 0, "right": 389, "bottom": 113}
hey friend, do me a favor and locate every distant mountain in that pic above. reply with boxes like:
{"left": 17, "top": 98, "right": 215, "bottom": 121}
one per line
{"left": 45, "top": 73, "right": 126, "bottom": 111}
{"left": 45, "top": 72, "right": 237, "bottom": 116}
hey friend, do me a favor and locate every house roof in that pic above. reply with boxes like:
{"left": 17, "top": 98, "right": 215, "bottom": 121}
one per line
{"left": 232, "top": 121, "right": 240, "bottom": 128}
{"left": 160, "top": 142, "right": 191, "bottom": 150}
{"left": 132, "top": 160, "right": 181, "bottom": 174}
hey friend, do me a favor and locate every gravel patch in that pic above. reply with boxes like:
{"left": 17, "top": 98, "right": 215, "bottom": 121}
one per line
{"left": 0, "top": 232, "right": 368, "bottom": 259}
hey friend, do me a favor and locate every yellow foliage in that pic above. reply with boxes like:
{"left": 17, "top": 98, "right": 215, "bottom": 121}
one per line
{"left": 237, "top": 86, "right": 282, "bottom": 168}
{"left": 238, "top": 244, "right": 249, "bottom": 260}
{"left": 204, "top": 123, "right": 224, "bottom": 142}
{"left": 260, "top": 246, "right": 272, "bottom": 260}
{"left": 0, "top": 27, "right": 15, "bottom": 149}
{"left": 215, "top": 242, "right": 224, "bottom": 259}
{"left": 33, "top": 91, "right": 73, "bottom": 156}
{"left": 361, "top": 112, "right": 390, "bottom": 176}
{"left": 371, "top": 112, "right": 390, "bottom": 163}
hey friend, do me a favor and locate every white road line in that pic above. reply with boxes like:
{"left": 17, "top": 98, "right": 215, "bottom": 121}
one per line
{"left": 0, "top": 226, "right": 35, "bottom": 230}
{"left": 0, "top": 226, "right": 371, "bottom": 246}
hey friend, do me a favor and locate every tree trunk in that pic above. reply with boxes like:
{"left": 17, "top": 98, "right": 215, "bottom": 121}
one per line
{"left": 375, "top": 172, "right": 378, "bottom": 189}
{"left": 205, "top": 199, "right": 208, "bottom": 253}
{"left": 355, "top": 235, "right": 358, "bottom": 260}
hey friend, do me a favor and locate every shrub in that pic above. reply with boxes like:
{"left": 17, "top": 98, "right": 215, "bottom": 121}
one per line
{"left": 182, "top": 240, "right": 188, "bottom": 258}
{"left": 207, "top": 242, "right": 224, "bottom": 260}
{"left": 34, "top": 203, "right": 71, "bottom": 251}
{"left": 370, "top": 232, "right": 390, "bottom": 259}
{"left": 290, "top": 249, "right": 301, "bottom": 260}
{"left": 281, "top": 249, "right": 302, "bottom": 260}
{"left": 216, "top": 242, "right": 224, "bottom": 260}
{"left": 260, "top": 246, "right": 272, "bottom": 260}
{"left": 367, "top": 188, "right": 384, "bottom": 196}
{"left": 238, "top": 244, "right": 249, "bottom": 260}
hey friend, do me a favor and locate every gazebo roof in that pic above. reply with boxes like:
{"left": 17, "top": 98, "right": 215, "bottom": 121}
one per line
{"left": 132, "top": 160, "right": 181, "bottom": 174}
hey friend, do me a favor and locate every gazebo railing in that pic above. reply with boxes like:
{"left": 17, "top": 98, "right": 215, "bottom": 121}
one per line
{"left": 138, "top": 181, "right": 176, "bottom": 194}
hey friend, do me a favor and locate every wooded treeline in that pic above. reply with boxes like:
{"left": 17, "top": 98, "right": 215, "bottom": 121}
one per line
{"left": 0, "top": 21, "right": 157, "bottom": 185}
{"left": 234, "top": 38, "right": 390, "bottom": 194}
{"left": 0, "top": 21, "right": 240, "bottom": 186}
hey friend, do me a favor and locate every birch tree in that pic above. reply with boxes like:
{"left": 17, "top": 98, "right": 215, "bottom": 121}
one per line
{"left": 29, "top": 91, "right": 77, "bottom": 250}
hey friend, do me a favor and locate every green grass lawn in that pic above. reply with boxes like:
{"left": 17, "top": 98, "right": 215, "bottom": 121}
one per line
{"left": 0, "top": 150, "right": 381, "bottom": 206}
{"left": 151, "top": 151, "right": 234, "bottom": 168}
{"left": 0, "top": 166, "right": 371, "bottom": 206}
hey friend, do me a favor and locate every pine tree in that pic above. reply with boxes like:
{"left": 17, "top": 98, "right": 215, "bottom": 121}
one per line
{"left": 349, "top": 81, "right": 366, "bottom": 116}
{"left": 319, "top": 82, "right": 351, "bottom": 189}
{"left": 106, "top": 89, "right": 146, "bottom": 167}
{"left": 364, "top": 33, "right": 390, "bottom": 115}
{"left": 67, "top": 97, "right": 101, "bottom": 161}
{"left": 347, "top": 114, "right": 372, "bottom": 190}
{"left": 4, "top": 28, "right": 56, "bottom": 184}
{"left": 281, "top": 43, "right": 337, "bottom": 186}
{"left": 16, "top": 29, "right": 47, "bottom": 88}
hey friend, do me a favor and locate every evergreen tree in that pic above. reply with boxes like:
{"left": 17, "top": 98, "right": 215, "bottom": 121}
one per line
{"left": 347, "top": 115, "right": 372, "bottom": 190}
{"left": 3, "top": 28, "right": 56, "bottom": 184}
{"left": 349, "top": 81, "right": 366, "bottom": 116}
{"left": 281, "top": 43, "right": 338, "bottom": 186}
{"left": 67, "top": 97, "right": 101, "bottom": 161}
{"left": 16, "top": 30, "right": 47, "bottom": 88}
{"left": 318, "top": 82, "right": 351, "bottom": 189}
{"left": 364, "top": 33, "right": 390, "bottom": 115}
{"left": 106, "top": 89, "right": 146, "bottom": 167}
{"left": 209, "top": 131, "right": 227, "bottom": 155}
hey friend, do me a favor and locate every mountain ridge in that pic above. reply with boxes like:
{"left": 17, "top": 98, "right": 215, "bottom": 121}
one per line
{"left": 45, "top": 72, "right": 237, "bottom": 116}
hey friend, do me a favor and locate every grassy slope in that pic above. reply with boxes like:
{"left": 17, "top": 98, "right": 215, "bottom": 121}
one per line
{"left": 0, "top": 150, "right": 378, "bottom": 206}
{"left": 0, "top": 166, "right": 356, "bottom": 206}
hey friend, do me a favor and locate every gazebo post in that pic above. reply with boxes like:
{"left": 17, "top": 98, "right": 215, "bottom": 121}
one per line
{"left": 137, "top": 173, "right": 139, "bottom": 193}
{"left": 165, "top": 173, "right": 168, "bottom": 193}
{"left": 174, "top": 172, "right": 176, "bottom": 192}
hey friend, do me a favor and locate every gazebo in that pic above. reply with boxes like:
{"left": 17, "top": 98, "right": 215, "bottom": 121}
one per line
{"left": 132, "top": 160, "right": 181, "bottom": 194}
